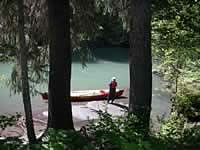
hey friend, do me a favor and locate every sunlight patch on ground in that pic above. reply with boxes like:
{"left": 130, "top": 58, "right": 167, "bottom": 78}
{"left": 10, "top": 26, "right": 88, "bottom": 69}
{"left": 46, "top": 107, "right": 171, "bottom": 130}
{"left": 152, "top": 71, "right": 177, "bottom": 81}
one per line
{"left": 42, "top": 101, "right": 127, "bottom": 121}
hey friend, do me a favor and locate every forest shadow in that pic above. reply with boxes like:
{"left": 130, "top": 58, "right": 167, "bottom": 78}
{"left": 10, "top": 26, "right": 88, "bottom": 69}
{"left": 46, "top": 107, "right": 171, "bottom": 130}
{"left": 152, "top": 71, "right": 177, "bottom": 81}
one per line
{"left": 72, "top": 47, "right": 128, "bottom": 64}
{"left": 111, "top": 101, "right": 128, "bottom": 111}
{"left": 89, "top": 101, "right": 128, "bottom": 114}
{"left": 92, "top": 47, "right": 128, "bottom": 63}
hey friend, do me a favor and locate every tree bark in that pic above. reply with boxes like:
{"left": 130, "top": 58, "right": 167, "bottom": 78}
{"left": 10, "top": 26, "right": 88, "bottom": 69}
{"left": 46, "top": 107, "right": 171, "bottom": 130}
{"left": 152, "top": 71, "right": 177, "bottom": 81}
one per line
{"left": 47, "top": 0, "right": 74, "bottom": 130}
{"left": 17, "top": 0, "right": 36, "bottom": 143}
{"left": 128, "top": 0, "right": 152, "bottom": 128}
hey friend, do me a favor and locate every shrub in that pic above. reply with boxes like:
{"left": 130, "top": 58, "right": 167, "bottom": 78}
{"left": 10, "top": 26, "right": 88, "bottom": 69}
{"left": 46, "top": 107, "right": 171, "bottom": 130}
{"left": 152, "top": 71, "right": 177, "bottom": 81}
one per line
{"left": 171, "top": 87, "right": 200, "bottom": 122}
{"left": 1, "top": 110, "right": 200, "bottom": 149}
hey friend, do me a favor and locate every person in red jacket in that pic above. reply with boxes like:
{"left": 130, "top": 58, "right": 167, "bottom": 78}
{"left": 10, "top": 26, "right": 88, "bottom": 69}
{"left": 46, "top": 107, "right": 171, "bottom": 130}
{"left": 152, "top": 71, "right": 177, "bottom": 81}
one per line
{"left": 107, "top": 77, "right": 117, "bottom": 103}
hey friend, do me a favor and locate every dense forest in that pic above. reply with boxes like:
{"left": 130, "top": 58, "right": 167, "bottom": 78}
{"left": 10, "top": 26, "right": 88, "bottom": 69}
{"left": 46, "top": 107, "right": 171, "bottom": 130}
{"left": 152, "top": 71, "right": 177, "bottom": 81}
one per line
{"left": 0, "top": 0, "right": 200, "bottom": 149}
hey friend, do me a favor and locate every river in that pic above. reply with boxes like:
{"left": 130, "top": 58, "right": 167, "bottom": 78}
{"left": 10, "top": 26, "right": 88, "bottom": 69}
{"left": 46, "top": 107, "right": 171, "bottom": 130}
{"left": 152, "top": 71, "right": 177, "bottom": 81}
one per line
{"left": 0, "top": 47, "right": 171, "bottom": 118}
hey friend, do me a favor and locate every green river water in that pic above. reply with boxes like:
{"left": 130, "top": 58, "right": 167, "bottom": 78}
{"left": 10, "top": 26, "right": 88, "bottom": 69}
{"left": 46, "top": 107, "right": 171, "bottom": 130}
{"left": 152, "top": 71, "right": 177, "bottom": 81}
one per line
{"left": 0, "top": 48, "right": 171, "bottom": 117}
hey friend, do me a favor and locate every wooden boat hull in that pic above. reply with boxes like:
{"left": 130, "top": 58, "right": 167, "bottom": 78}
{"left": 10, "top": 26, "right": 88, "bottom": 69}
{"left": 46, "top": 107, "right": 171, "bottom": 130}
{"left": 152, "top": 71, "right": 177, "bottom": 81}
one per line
{"left": 40, "top": 89, "right": 124, "bottom": 102}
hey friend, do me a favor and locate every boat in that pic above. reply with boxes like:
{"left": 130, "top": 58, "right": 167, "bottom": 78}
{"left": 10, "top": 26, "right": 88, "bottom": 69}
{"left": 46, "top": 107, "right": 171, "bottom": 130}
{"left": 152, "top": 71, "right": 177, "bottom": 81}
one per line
{"left": 40, "top": 89, "right": 124, "bottom": 102}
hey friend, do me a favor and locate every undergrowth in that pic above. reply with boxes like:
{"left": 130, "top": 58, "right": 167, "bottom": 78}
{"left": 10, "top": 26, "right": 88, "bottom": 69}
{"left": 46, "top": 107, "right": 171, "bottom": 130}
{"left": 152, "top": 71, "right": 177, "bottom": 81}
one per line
{"left": 1, "top": 92, "right": 200, "bottom": 150}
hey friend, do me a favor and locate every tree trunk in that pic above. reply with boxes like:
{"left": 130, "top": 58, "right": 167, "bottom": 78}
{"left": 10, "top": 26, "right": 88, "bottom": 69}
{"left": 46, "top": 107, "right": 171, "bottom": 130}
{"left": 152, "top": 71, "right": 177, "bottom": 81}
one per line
{"left": 128, "top": 0, "right": 152, "bottom": 128}
{"left": 17, "top": 0, "right": 36, "bottom": 143}
{"left": 47, "top": 0, "right": 74, "bottom": 130}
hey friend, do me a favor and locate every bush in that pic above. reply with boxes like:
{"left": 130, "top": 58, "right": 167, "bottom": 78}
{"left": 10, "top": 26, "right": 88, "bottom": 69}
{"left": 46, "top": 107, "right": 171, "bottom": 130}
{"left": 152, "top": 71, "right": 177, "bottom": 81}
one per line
{"left": 159, "top": 112, "right": 200, "bottom": 149}
{"left": 0, "top": 113, "right": 21, "bottom": 132}
{"left": 1, "top": 111, "right": 200, "bottom": 150}
{"left": 41, "top": 129, "right": 94, "bottom": 150}
{"left": 171, "top": 87, "right": 200, "bottom": 122}
{"left": 85, "top": 111, "right": 166, "bottom": 150}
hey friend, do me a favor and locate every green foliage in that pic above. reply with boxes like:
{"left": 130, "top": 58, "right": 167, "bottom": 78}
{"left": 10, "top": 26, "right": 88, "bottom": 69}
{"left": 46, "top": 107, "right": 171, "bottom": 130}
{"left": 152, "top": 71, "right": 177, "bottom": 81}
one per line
{"left": 86, "top": 111, "right": 161, "bottom": 150}
{"left": 160, "top": 113, "right": 186, "bottom": 140}
{"left": 0, "top": 113, "right": 21, "bottom": 131}
{"left": 0, "top": 0, "right": 49, "bottom": 95}
{"left": 1, "top": 111, "right": 200, "bottom": 149}
{"left": 171, "top": 87, "right": 200, "bottom": 122}
{"left": 86, "top": 111, "right": 124, "bottom": 149}
{"left": 160, "top": 87, "right": 200, "bottom": 148}
{"left": 0, "top": 137, "right": 23, "bottom": 150}
{"left": 160, "top": 112, "right": 200, "bottom": 149}
{"left": 36, "top": 129, "right": 92, "bottom": 150}
{"left": 152, "top": 0, "right": 200, "bottom": 93}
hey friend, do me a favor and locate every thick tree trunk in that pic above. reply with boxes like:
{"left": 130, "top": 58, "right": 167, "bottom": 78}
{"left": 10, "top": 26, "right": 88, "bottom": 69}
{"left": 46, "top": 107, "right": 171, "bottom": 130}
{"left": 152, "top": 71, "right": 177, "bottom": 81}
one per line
{"left": 17, "top": 0, "right": 36, "bottom": 143}
{"left": 47, "top": 0, "right": 74, "bottom": 130}
{"left": 128, "top": 0, "right": 152, "bottom": 128}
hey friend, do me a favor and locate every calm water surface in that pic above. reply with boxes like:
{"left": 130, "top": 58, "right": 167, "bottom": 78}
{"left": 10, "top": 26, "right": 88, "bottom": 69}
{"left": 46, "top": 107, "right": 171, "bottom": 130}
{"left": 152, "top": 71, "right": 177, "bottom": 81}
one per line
{"left": 0, "top": 48, "right": 171, "bottom": 117}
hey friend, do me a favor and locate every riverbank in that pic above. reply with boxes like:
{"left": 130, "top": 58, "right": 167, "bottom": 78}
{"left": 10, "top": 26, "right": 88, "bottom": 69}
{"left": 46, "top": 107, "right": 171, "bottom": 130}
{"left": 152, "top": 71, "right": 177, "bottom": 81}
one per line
{"left": 0, "top": 87, "right": 171, "bottom": 138}
{"left": 0, "top": 88, "right": 129, "bottom": 138}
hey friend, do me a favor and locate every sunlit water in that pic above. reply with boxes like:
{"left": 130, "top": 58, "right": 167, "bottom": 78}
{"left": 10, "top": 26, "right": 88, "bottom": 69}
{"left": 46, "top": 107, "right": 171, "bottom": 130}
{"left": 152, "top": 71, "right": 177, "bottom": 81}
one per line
{"left": 0, "top": 48, "right": 171, "bottom": 118}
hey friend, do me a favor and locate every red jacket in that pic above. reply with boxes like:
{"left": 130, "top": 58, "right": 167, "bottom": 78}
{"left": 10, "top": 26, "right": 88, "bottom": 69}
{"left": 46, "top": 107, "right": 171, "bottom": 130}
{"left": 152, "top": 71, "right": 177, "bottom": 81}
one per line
{"left": 110, "top": 81, "right": 117, "bottom": 89}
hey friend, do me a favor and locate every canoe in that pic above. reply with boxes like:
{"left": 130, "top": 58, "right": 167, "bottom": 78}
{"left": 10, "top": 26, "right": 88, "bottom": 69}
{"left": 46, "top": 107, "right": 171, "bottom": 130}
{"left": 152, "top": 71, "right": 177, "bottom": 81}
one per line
{"left": 40, "top": 89, "right": 124, "bottom": 102}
